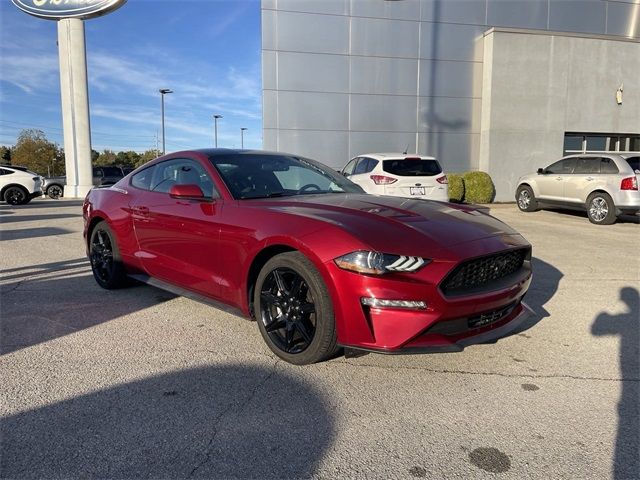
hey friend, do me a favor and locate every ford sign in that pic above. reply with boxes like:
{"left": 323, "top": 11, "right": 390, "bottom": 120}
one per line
{"left": 12, "top": 0, "right": 127, "bottom": 20}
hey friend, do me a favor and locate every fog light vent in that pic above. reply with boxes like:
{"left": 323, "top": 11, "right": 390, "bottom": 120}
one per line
{"left": 361, "top": 297, "right": 427, "bottom": 310}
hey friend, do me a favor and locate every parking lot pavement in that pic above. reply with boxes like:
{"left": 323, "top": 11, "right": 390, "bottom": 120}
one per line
{"left": 1, "top": 198, "right": 638, "bottom": 479}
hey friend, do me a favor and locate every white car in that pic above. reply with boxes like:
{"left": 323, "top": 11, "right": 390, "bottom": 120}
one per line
{"left": 341, "top": 153, "right": 448, "bottom": 201}
{"left": 0, "top": 166, "right": 43, "bottom": 205}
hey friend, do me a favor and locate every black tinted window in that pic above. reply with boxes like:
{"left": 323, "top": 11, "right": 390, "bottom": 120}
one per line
{"left": 383, "top": 158, "right": 442, "bottom": 176}
{"left": 546, "top": 158, "right": 576, "bottom": 174}
{"left": 353, "top": 158, "right": 370, "bottom": 175}
{"left": 131, "top": 166, "right": 154, "bottom": 191}
{"left": 600, "top": 158, "right": 619, "bottom": 174}
{"left": 101, "top": 167, "right": 124, "bottom": 177}
{"left": 0, "top": 168, "right": 13, "bottom": 176}
{"left": 625, "top": 156, "right": 640, "bottom": 172}
{"left": 573, "top": 158, "right": 600, "bottom": 174}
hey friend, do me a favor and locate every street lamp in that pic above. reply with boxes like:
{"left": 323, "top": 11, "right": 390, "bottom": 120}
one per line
{"left": 240, "top": 127, "right": 248, "bottom": 149}
{"left": 159, "top": 88, "right": 173, "bottom": 154}
{"left": 214, "top": 114, "right": 223, "bottom": 148}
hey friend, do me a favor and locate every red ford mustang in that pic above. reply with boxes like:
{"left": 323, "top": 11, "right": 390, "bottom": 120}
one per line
{"left": 83, "top": 149, "right": 533, "bottom": 364}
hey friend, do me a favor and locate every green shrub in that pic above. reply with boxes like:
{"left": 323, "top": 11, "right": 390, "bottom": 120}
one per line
{"left": 461, "top": 171, "right": 495, "bottom": 204}
{"left": 447, "top": 173, "right": 464, "bottom": 202}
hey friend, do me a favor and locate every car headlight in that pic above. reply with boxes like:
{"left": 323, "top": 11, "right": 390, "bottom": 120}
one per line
{"left": 334, "top": 251, "right": 429, "bottom": 275}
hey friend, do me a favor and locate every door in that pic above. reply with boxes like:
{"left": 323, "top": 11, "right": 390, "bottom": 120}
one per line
{"left": 536, "top": 157, "right": 577, "bottom": 201}
{"left": 564, "top": 157, "right": 600, "bottom": 203}
{"left": 130, "top": 157, "right": 223, "bottom": 298}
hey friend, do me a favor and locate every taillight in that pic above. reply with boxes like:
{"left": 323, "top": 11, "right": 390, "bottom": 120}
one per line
{"left": 370, "top": 175, "right": 397, "bottom": 185}
{"left": 620, "top": 177, "right": 638, "bottom": 191}
{"left": 436, "top": 175, "right": 448, "bottom": 184}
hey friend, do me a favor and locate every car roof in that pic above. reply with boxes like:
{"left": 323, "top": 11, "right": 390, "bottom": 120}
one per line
{"left": 356, "top": 153, "right": 437, "bottom": 161}
{"left": 1, "top": 165, "right": 29, "bottom": 172}
{"left": 562, "top": 153, "right": 626, "bottom": 160}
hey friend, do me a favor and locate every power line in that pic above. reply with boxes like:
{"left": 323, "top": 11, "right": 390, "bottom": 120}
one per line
{"left": 0, "top": 120, "right": 156, "bottom": 139}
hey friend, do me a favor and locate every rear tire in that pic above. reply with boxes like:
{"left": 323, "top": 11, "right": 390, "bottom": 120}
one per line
{"left": 89, "top": 221, "right": 128, "bottom": 289}
{"left": 586, "top": 192, "right": 616, "bottom": 225}
{"left": 516, "top": 185, "right": 538, "bottom": 212}
{"left": 254, "top": 252, "right": 338, "bottom": 365}
{"left": 47, "top": 184, "right": 64, "bottom": 199}
{"left": 4, "top": 186, "right": 28, "bottom": 205}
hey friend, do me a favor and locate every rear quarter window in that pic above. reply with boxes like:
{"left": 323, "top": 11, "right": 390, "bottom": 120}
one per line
{"left": 383, "top": 158, "right": 442, "bottom": 176}
{"left": 600, "top": 158, "right": 619, "bottom": 174}
{"left": 625, "top": 157, "right": 640, "bottom": 172}
{"left": 131, "top": 166, "right": 154, "bottom": 190}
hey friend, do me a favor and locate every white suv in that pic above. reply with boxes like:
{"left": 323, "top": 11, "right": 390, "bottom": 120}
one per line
{"left": 515, "top": 154, "right": 640, "bottom": 225}
{"left": 341, "top": 153, "right": 448, "bottom": 201}
{"left": 0, "top": 166, "right": 43, "bottom": 205}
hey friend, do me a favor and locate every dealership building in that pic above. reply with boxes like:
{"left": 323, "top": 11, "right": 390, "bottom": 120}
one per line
{"left": 261, "top": 0, "right": 640, "bottom": 200}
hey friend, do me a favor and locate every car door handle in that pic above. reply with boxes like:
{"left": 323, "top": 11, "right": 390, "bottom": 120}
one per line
{"left": 555, "top": 177, "right": 562, "bottom": 181}
{"left": 131, "top": 206, "right": 149, "bottom": 216}
{"left": 586, "top": 177, "right": 594, "bottom": 181}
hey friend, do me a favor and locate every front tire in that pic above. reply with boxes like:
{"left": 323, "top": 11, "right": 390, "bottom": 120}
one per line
{"left": 89, "top": 221, "right": 128, "bottom": 289}
{"left": 516, "top": 185, "right": 538, "bottom": 212}
{"left": 254, "top": 252, "right": 338, "bottom": 365}
{"left": 4, "top": 186, "right": 28, "bottom": 205}
{"left": 586, "top": 192, "right": 617, "bottom": 225}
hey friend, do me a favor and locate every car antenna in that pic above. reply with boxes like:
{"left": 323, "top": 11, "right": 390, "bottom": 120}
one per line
{"left": 402, "top": 143, "right": 409, "bottom": 155}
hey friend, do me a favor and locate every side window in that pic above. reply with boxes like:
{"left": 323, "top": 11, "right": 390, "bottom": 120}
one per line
{"left": 150, "top": 158, "right": 217, "bottom": 197}
{"left": 343, "top": 158, "right": 357, "bottom": 176}
{"left": 600, "top": 157, "right": 619, "bottom": 174}
{"left": 0, "top": 168, "right": 12, "bottom": 176}
{"left": 93, "top": 167, "right": 103, "bottom": 178}
{"left": 353, "top": 158, "right": 370, "bottom": 175}
{"left": 364, "top": 158, "right": 378, "bottom": 173}
{"left": 573, "top": 158, "right": 600, "bottom": 174}
{"left": 546, "top": 158, "right": 576, "bottom": 174}
{"left": 131, "top": 166, "right": 155, "bottom": 191}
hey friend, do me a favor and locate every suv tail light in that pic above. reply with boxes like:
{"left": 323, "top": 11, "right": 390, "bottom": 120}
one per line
{"left": 370, "top": 175, "right": 397, "bottom": 185}
{"left": 436, "top": 175, "right": 448, "bottom": 184}
{"left": 620, "top": 177, "right": 638, "bottom": 191}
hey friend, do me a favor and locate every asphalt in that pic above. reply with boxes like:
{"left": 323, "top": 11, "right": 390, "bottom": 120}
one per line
{"left": 0, "top": 198, "right": 638, "bottom": 479}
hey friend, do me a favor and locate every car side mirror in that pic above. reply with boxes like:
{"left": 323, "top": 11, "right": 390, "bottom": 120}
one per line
{"left": 169, "top": 184, "right": 205, "bottom": 199}
{"left": 537, "top": 168, "right": 545, "bottom": 174}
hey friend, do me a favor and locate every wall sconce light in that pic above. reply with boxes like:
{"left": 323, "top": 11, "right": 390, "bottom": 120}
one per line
{"left": 616, "top": 83, "right": 623, "bottom": 105}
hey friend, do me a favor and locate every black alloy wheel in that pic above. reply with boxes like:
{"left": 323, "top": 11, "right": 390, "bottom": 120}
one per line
{"left": 255, "top": 252, "right": 338, "bottom": 365}
{"left": 89, "top": 221, "right": 127, "bottom": 289}
{"left": 47, "top": 184, "right": 63, "bottom": 199}
{"left": 4, "top": 186, "right": 27, "bottom": 205}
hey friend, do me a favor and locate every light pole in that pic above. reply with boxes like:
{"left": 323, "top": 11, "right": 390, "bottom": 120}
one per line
{"left": 159, "top": 88, "right": 173, "bottom": 154}
{"left": 214, "top": 114, "right": 223, "bottom": 148}
{"left": 240, "top": 127, "right": 248, "bottom": 149}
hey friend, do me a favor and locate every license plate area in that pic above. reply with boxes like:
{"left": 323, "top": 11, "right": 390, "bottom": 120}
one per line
{"left": 410, "top": 187, "right": 425, "bottom": 195}
{"left": 468, "top": 302, "right": 517, "bottom": 329}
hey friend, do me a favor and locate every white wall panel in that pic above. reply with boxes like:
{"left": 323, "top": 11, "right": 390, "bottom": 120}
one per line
{"left": 350, "top": 16, "right": 420, "bottom": 58}
{"left": 278, "top": 52, "right": 349, "bottom": 93}
{"left": 275, "top": 11, "right": 349, "bottom": 54}
{"left": 350, "top": 56, "right": 418, "bottom": 95}
{"left": 278, "top": 92, "right": 349, "bottom": 130}
{"left": 350, "top": 95, "right": 418, "bottom": 132}
{"left": 278, "top": 130, "right": 349, "bottom": 168}
{"left": 350, "top": 0, "right": 421, "bottom": 21}
{"left": 419, "top": 22, "right": 486, "bottom": 61}
{"left": 418, "top": 59, "right": 481, "bottom": 98}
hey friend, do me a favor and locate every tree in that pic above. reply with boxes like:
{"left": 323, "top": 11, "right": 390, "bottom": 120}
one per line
{"left": 136, "top": 149, "right": 161, "bottom": 167}
{"left": 0, "top": 146, "right": 10, "bottom": 164}
{"left": 116, "top": 150, "right": 141, "bottom": 167}
{"left": 91, "top": 149, "right": 100, "bottom": 163}
{"left": 11, "top": 129, "right": 61, "bottom": 176}
{"left": 94, "top": 149, "right": 117, "bottom": 166}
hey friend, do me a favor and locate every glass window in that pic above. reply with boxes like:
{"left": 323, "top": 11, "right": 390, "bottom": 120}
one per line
{"left": 130, "top": 166, "right": 154, "bottom": 191}
{"left": 546, "top": 158, "right": 577, "bottom": 174}
{"left": 382, "top": 158, "right": 442, "bottom": 176}
{"left": 625, "top": 156, "right": 640, "bottom": 172}
{"left": 92, "top": 167, "right": 103, "bottom": 178}
{"left": 343, "top": 158, "right": 357, "bottom": 176}
{"left": 630, "top": 137, "right": 640, "bottom": 152}
{"left": 585, "top": 135, "right": 606, "bottom": 151}
{"left": 600, "top": 158, "right": 619, "bottom": 174}
{"left": 209, "top": 153, "right": 362, "bottom": 200}
{"left": 0, "top": 168, "right": 13, "bottom": 176}
{"left": 353, "top": 158, "right": 370, "bottom": 175}
{"left": 150, "top": 158, "right": 216, "bottom": 196}
{"left": 101, "top": 166, "right": 124, "bottom": 177}
{"left": 563, "top": 134, "right": 583, "bottom": 152}
{"left": 573, "top": 158, "right": 600, "bottom": 174}
{"left": 365, "top": 158, "right": 378, "bottom": 173}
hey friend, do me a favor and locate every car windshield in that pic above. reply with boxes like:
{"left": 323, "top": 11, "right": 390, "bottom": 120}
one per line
{"left": 382, "top": 158, "right": 442, "bottom": 176}
{"left": 626, "top": 156, "right": 640, "bottom": 173}
{"left": 209, "top": 153, "right": 363, "bottom": 199}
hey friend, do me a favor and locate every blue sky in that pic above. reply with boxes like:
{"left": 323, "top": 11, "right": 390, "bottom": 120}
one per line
{"left": 0, "top": 0, "right": 263, "bottom": 153}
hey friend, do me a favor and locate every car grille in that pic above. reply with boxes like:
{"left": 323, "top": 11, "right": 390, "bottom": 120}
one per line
{"left": 441, "top": 248, "right": 529, "bottom": 296}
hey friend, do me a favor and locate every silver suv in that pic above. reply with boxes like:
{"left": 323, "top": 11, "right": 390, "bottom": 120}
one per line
{"left": 515, "top": 154, "right": 640, "bottom": 225}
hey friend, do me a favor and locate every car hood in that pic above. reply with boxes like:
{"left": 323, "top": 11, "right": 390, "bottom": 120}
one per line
{"left": 257, "top": 194, "right": 522, "bottom": 254}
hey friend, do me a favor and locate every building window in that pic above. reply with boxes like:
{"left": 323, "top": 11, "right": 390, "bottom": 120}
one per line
{"left": 564, "top": 132, "right": 640, "bottom": 155}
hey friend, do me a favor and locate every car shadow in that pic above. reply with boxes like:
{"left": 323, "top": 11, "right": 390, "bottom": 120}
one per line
{"left": 0, "top": 364, "right": 335, "bottom": 479}
{"left": 591, "top": 287, "right": 639, "bottom": 480}
{"left": 502, "top": 257, "right": 563, "bottom": 338}
{"left": 0, "top": 260, "right": 176, "bottom": 355}
{"left": 542, "top": 207, "right": 639, "bottom": 224}
{"left": 0, "top": 227, "right": 75, "bottom": 241}
{"left": 0, "top": 199, "right": 85, "bottom": 210}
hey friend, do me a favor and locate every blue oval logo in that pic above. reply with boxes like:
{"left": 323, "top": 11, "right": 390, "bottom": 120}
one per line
{"left": 12, "top": 0, "right": 126, "bottom": 20}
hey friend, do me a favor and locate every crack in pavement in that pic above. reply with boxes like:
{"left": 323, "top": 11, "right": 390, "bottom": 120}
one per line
{"left": 188, "top": 359, "right": 281, "bottom": 477}
{"left": 332, "top": 361, "right": 639, "bottom": 382}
